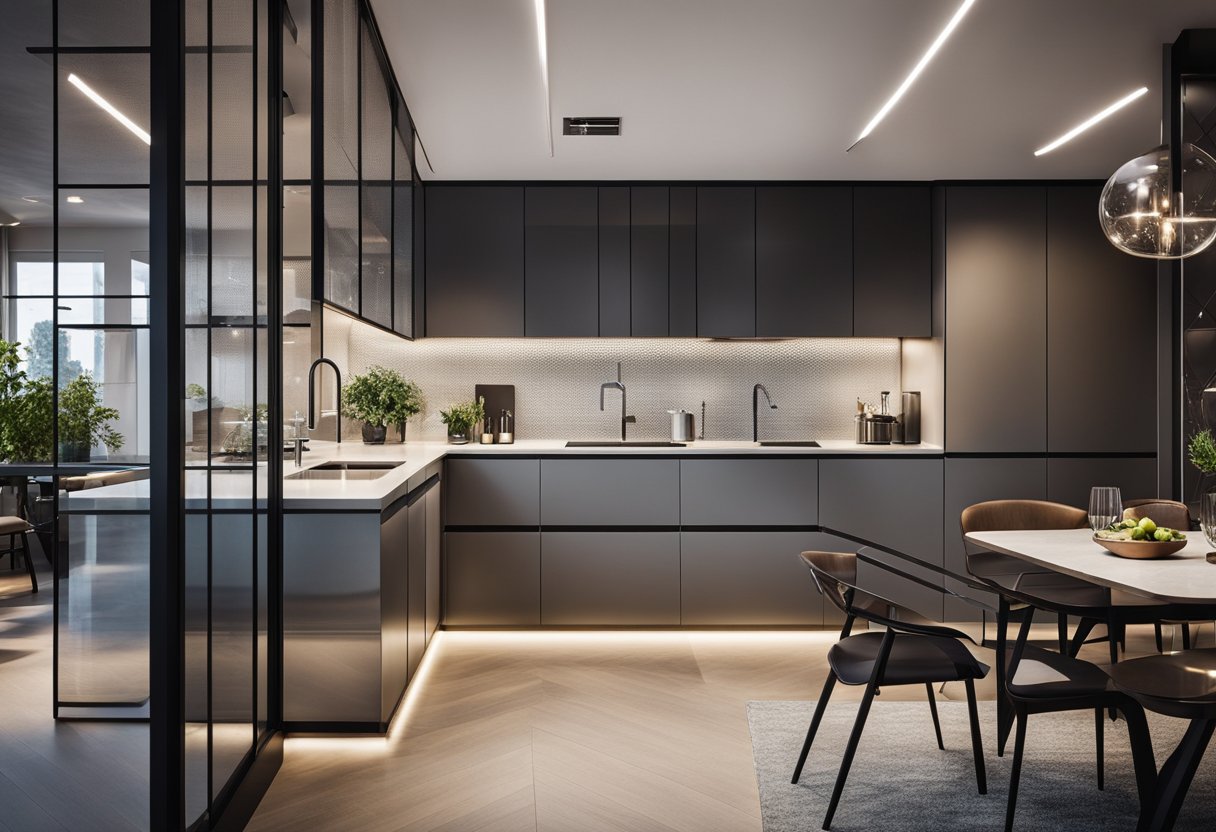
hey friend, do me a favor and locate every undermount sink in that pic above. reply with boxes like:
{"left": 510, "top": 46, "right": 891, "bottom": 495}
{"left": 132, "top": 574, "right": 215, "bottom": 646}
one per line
{"left": 757, "top": 440, "right": 821, "bottom": 447}
{"left": 286, "top": 460, "right": 403, "bottom": 481}
{"left": 565, "top": 440, "right": 687, "bottom": 448}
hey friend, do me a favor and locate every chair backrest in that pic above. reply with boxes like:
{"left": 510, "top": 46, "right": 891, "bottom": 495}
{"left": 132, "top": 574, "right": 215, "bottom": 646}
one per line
{"left": 799, "top": 550, "right": 973, "bottom": 642}
{"left": 1122, "top": 499, "right": 1190, "bottom": 531}
{"left": 960, "top": 499, "right": 1088, "bottom": 535}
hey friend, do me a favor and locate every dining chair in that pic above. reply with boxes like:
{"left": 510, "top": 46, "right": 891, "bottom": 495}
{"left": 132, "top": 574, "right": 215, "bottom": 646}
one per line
{"left": 1121, "top": 499, "right": 1201, "bottom": 652}
{"left": 791, "top": 550, "right": 988, "bottom": 831}
{"left": 0, "top": 515, "right": 37, "bottom": 593}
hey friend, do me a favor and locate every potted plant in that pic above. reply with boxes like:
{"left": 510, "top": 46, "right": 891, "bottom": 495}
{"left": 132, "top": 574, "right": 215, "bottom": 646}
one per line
{"left": 439, "top": 397, "right": 485, "bottom": 445}
{"left": 1189, "top": 429, "right": 1216, "bottom": 516}
{"left": 341, "top": 366, "right": 424, "bottom": 444}
{"left": 58, "top": 373, "right": 124, "bottom": 462}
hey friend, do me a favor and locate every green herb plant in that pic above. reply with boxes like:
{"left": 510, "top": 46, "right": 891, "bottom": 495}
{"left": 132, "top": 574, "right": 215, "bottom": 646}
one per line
{"left": 1189, "top": 429, "right": 1216, "bottom": 475}
{"left": 439, "top": 397, "right": 486, "bottom": 437}
{"left": 341, "top": 366, "right": 424, "bottom": 428}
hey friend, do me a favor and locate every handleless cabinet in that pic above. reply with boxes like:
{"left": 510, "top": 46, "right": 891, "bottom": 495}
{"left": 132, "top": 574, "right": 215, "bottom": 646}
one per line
{"left": 445, "top": 458, "right": 539, "bottom": 527}
{"left": 541, "top": 532, "right": 680, "bottom": 625}
{"left": 680, "top": 458, "right": 818, "bottom": 527}
{"left": 425, "top": 475, "right": 442, "bottom": 645}
{"left": 599, "top": 187, "right": 631, "bottom": 337}
{"left": 540, "top": 459, "right": 680, "bottom": 526}
{"left": 669, "top": 187, "right": 698, "bottom": 336}
{"left": 631, "top": 187, "right": 670, "bottom": 336}
{"left": 406, "top": 496, "right": 426, "bottom": 678}
{"left": 853, "top": 185, "right": 932, "bottom": 337}
{"left": 1046, "top": 457, "right": 1158, "bottom": 510}
{"left": 525, "top": 186, "right": 599, "bottom": 336}
{"left": 756, "top": 186, "right": 853, "bottom": 336}
{"left": 444, "top": 532, "right": 540, "bottom": 626}
{"left": 697, "top": 187, "right": 756, "bottom": 337}
{"left": 425, "top": 186, "right": 524, "bottom": 336}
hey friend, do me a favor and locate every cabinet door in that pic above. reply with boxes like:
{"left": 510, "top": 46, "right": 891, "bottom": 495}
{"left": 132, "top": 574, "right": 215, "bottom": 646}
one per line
{"left": 631, "top": 187, "right": 669, "bottom": 336}
{"left": 1047, "top": 457, "right": 1158, "bottom": 510}
{"left": 444, "top": 532, "right": 540, "bottom": 626}
{"left": 943, "top": 457, "right": 1047, "bottom": 620}
{"left": 541, "top": 532, "right": 680, "bottom": 625}
{"left": 599, "top": 187, "right": 631, "bottom": 337}
{"left": 541, "top": 459, "right": 680, "bottom": 526}
{"left": 819, "top": 458, "right": 945, "bottom": 620}
{"left": 756, "top": 186, "right": 852, "bottom": 336}
{"left": 680, "top": 531, "right": 838, "bottom": 625}
{"left": 425, "top": 186, "right": 524, "bottom": 336}
{"left": 697, "top": 187, "right": 756, "bottom": 337}
{"left": 680, "top": 459, "right": 818, "bottom": 527}
{"left": 669, "top": 187, "right": 698, "bottom": 336}
{"left": 945, "top": 186, "right": 1047, "bottom": 452}
{"left": 525, "top": 186, "right": 599, "bottom": 336}
{"left": 853, "top": 185, "right": 932, "bottom": 337}
{"left": 445, "top": 458, "right": 539, "bottom": 527}
{"left": 406, "top": 497, "right": 426, "bottom": 679}
{"left": 425, "top": 482, "right": 441, "bottom": 646}
{"left": 1048, "top": 185, "right": 1157, "bottom": 452}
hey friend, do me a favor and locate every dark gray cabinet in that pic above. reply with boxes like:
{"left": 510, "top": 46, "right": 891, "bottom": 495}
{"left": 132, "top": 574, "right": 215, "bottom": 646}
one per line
{"left": 599, "top": 187, "right": 631, "bottom": 337}
{"left": 444, "top": 532, "right": 540, "bottom": 626}
{"left": 756, "top": 186, "right": 852, "bottom": 337}
{"left": 425, "top": 478, "right": 441, "bottom": 646}
{"left": 425, "top": 186, "right": 524, "bottom": 336}
{"left": 680, "top": 459, "right": 818, "bottom": 526}
{"left": 525, "top": 186, "right": 599, "bottom": 336}
{"left": 540, "top": 459, "right": 680, "bottom": 526}
{"left": 445, "top": 458, "right": 539, "bottom": 526}
{"left": 406, "top": 496, "right": 426, "bottom": 678}
{"left": 670, "top": 187, "right": 697, "bottom": 337}
{"left": 853, "top": 185, "right": 932, "bottom": 337}
{"left": 1046, "top": 457, "right": 1158, "bottom": 509}
{"left": 541, "top": 532, "right": 680, "bottom": 625}
{"left": 631, "top": 187, "right": 669, "bottom": 336}
{"left": 697, "top": 187, "right": 756, "bottom": 337}
{"left": 942, "top": 457, "right": 1047, "bottom": 620}
{"left": 945, "top": 186, "right": 1047, "bottom": 452}
{"left": 820, "top": 458, "right": 945, "bottom": 619}
{"left": 1047, "top": 185, "right": 1156, "bottom": 453}
{"left": 680, "top": 531, "right": 833, "bottom": 625}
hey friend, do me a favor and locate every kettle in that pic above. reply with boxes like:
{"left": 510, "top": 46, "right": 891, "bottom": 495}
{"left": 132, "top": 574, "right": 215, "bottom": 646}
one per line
{"left": 667, "top": 409, "right": 696, "bottom": 443}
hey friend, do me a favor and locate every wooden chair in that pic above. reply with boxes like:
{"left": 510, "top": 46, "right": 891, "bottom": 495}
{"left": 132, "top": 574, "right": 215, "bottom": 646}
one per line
{"left": 0, "top": 515, "right": 37, "bottom": 593}
{"left": 1122, "top": 499, "right": 1204, "bottom": 652}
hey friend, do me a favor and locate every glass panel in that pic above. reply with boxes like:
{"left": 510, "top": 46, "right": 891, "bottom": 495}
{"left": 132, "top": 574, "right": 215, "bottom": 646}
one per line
{"left": 58, "top": 0, "right": 152, "bottom": 47}
{"left": 362, "top": 186, "right": 391, "bottom": 327}
{"left": 212, "top": 187, "right": 255, "bottom": 320}
{"left": 57, "top": 54, "right": 150, "bottom": 185}
{"left": 210, "top": 512, "right": 254, "bottom": 799}
{"left": 186, "top": 186, "right": 210, "bottom": 325}
{"left": 184, "top": 513, "right": 209, "bottom": 826}
{"left": 283, "top": 185, "right": 311, "bottom": 317}
{"left": 324, "top": 185, "right": 358, "bottom": 310}
{"left": 56, "top": 327, "right": 149, "bottom": 463}
{"left": 323, "top": 0, "right": 359, "bottom": 181}
{"left": 392, "top": 161, "right": 413, "bottom": 337}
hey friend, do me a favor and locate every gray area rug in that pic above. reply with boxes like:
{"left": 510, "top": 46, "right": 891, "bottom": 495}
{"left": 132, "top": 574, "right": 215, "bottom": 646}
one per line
{"left": 747, "top": 699, "right": 1216, "bottom": 831}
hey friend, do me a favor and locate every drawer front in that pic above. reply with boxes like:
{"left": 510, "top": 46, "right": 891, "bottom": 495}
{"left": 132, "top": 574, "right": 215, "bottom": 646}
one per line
{"left": 445, "top": 458, "right": 539, "bottom": 526}
{"left": 444, "top": 532, "right": 540, "bottom": 626}
{"left": 680, "top": 459, "right": 818, "bottom": 526}
{"left": 541, "top": 532, "right": 680, "bottom": 625}
{"left": 541, "top": 459, "right": 680, "bottom": 526}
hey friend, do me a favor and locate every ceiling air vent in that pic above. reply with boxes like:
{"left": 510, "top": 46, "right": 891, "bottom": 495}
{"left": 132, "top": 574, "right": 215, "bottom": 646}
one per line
{"left": 562, "top": 117, "right": 620, "bottom": 136}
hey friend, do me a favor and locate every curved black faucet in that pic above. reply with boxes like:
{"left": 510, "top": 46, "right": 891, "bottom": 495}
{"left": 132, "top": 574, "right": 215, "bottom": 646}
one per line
{"left": 307, "top": 357, "right": 343, "bottom": 444}
{"left": 753, "top": 383, "right": 777, "bottom": 442}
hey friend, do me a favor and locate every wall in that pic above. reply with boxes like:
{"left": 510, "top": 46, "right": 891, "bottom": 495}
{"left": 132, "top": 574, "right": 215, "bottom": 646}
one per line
{"left": 313, "top": 308, "right": 906, "bottom": 443}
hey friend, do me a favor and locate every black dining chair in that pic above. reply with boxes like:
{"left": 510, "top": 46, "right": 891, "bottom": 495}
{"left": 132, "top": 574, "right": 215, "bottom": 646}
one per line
{"left": 791, "top": 550, "right": 989, "bottom": 831}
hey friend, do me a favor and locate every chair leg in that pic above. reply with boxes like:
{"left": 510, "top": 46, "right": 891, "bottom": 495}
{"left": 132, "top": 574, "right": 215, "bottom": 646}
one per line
{"left": 1119, "top": 702, "right": 1156, "bottom": 812}
{"left": 1095, "top": 707, "right": 1104, "bottom": 791}
{"left": 20, "top": 532, "right": 35, "bottom": 594}
{"left": 964, "top": 677, "right": 987, "bottom": 795}
{"left": 1004, "top": 706, "right": 1028, "bottom": 832}
{"left": 1057, "top": 613, "right": 1068, "bottom": 654}
{"left": 1155, "top": 623, "right": 1164, "bottom": 653}
{"left": 822, "top": 630, "right": 894, "bottom": 831}
{"left": 1069, "top": 618, "right": 1098, "bottom": 657}
{"left": 996, "top": 598, "right": 1011, "bottom": 757}
{"left": 926, "top": 683, "right": 944, "bottom": 751}
{"left": 7, "top": 534, "right": 13, "bottom": 571}
{"left": 1138, "top": 718, "right": 1216, "bottom": 832}
{"left": 792, "top": 671, "right": 837, "bottom": 784}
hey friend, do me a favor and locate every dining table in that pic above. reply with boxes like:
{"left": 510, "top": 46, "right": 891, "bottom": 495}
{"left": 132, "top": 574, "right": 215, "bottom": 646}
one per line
{"left": 965, "top": 527, "right": 1216, "bottom": 832}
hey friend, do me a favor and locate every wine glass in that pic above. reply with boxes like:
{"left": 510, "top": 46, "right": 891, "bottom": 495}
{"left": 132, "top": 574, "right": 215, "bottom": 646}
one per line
{"left": 1088, "top": 486, "right": 1122, "bottom": 532}
{"left": 1201, "top": 492, "right": 1216, "bottom": 551}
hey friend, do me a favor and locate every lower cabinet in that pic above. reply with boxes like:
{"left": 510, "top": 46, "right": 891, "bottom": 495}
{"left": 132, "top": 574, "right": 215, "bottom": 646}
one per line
{"left": 425, "top": 477, "right": 442, "bottom": 646}
{"left": 406, "top": 497, "right": 427, "bottom": 678}
{"left": 445, "top": 532, "right": 541, "bottom": 626}
{"left": 680, "top": 531, "right": 843, "bottom": 626}
{"left": 541, "top": 532, "right": 680, "bottom": 625}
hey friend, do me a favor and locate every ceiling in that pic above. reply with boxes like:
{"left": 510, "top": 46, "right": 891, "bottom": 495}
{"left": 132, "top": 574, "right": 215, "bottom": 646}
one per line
{"left": 369, "top": 0, "right": 1216, "bottom": 181}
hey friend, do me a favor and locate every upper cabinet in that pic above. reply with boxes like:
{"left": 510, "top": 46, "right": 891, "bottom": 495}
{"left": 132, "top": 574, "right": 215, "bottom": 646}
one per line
{"left": 853, "top": 185, "right": 932, "bottom": 337}
{"left": 425, "top": 186, "right": 525, "bottom": 337}
{"left": 630, "top": 187, "right": 671, "bottom": 336}
{"left": 524, "top": 187, "right": 599, "bottom": 336}
{"left": 756, "top": 186, "right": 853, "bottom": 337}
{"left": 697, "top": 187, "right": 756, "bottom": 337}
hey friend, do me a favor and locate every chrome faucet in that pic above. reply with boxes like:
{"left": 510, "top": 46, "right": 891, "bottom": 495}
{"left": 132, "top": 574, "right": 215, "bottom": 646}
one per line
{"left": 307, "top": 357, "right": 343, "bottom": 447}
{"left": 753, "top": 383, "right": 777, "bottom": 442}
{"left": 600, "top": 361, "right": 636, "bottom": 442}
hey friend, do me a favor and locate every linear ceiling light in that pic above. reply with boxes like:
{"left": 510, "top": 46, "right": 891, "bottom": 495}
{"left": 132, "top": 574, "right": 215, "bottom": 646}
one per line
{"left": 849, "top": 0, "right": 978, "bottom": 151}
{"left": 67, "top": 73, "right": 151, "bottom": 146}
{"left": 533, "top": 0, "right": 553, "bottom": 156}
{"left": 1033, "top": 86, "right": 1149, "bottom": 156}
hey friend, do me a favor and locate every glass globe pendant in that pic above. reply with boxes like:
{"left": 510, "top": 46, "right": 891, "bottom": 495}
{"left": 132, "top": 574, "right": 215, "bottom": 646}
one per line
{"left": 1099, "top": 143, "right": 1216, "bottom": 259}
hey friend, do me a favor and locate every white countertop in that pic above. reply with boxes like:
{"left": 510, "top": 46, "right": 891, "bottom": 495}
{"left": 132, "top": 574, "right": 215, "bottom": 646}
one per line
{"left": 63, "top": 437, "right": 943, "bottom": 512}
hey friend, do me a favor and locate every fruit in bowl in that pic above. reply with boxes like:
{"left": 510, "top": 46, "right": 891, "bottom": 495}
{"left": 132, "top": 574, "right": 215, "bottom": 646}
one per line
{"left": 1096, "top": 517, "right": 1186, "bottom": 543}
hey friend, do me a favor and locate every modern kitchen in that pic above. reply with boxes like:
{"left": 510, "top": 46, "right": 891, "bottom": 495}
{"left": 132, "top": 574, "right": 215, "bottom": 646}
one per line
{"left": 3, "top": 1, "right": 1216, "bottom": 831}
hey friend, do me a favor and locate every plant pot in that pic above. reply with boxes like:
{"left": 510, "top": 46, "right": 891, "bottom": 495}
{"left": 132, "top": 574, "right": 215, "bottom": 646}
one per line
{"left": 59, "top": 441, "right": 90, "bottom": 463}
{"left": 447, "top": 431, "right": 470, "bottom": 445}
{"left": 362, "top": 423, "right": 387, "bottom": 444}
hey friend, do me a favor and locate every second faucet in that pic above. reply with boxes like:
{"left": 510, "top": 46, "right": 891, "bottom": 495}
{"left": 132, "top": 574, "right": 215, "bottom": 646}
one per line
{"left": 600, "top": 361, "right": 636, "bottom": 442}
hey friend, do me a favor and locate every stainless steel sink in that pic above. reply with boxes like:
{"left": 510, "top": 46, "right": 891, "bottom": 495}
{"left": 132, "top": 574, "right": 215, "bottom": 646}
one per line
{"left": 565, "top": 440, "right": 686, "bottom": 448}
{"left": 757, "top": 440, "right": 821, "bottom": 447}
{"left": 310, "top": 461, "right": 402, "bottom": 470}
{"left": 286, "top": 460, "right": 403, "bottom": 480}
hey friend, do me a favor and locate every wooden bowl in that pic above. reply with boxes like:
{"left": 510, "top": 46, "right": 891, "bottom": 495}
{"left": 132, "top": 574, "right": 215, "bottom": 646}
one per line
{"left": 1093, "top": 534, "right": 1187, "bottom": 560}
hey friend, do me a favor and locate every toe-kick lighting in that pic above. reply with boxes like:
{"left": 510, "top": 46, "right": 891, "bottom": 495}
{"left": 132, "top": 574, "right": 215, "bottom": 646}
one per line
{"left": 849, "top": 0, "right": 978, "bottom": 151}
{"left": 1033, "top": 86, "right": 1149, "bottom": 156}
{"left": 67, "top": 73, "right": 151, "bottom": 146}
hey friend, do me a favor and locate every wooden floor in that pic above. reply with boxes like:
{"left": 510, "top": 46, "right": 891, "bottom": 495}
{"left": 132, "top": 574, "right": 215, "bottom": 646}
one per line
{"left": 248, "top": 624, "right": 1176, "bottom": 832}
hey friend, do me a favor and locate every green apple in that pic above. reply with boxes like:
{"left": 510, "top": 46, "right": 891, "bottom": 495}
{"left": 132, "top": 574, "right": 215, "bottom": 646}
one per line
{"left": 1138, "top": 517, "right": 1157, "bottom": 534}
{"left": 1121, "top": 519, "right": 1138, "bottom": 529}
{"left": 1154, "top": 528, "right": 1173, "bottom": 541}
{"left": 1130, "top": 526, "right": 1147, "bottom": 540}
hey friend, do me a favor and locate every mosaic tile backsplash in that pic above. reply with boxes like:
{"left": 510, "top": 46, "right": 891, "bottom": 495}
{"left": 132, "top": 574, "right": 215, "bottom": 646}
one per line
{"left": 317, "top": 313, "right": 903, "bottom": 443}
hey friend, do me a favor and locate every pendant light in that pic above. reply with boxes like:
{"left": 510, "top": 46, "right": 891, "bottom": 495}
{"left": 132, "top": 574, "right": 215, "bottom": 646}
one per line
{"left": 1099, "top": 143, "right": 1216, "bottom": 259}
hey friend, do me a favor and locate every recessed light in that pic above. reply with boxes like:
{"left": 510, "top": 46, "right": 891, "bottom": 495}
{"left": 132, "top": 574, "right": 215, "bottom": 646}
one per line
{"left": 66, "top": 195, "right": 84, "bottom": 204}
{"left": 67, "top": 72, "right": 152, "bottom": 146}
{"left": 849, "top": 0, "right": 978, "bottom": 151}
{"left": 1033, "top": 86, "right": 1150, "bottom": 156}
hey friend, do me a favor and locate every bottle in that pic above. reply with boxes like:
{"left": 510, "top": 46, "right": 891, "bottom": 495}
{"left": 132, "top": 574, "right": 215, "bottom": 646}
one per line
{"left": 496, "top": 409, "right": 514, "bottom": 444}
